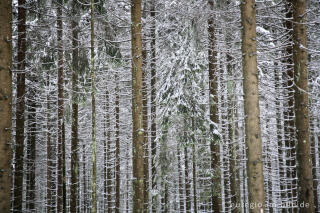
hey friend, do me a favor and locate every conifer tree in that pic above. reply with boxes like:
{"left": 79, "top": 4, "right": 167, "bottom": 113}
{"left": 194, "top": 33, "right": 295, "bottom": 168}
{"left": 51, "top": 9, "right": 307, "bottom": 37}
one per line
{"left": 240, "top": 0, "right": 265, "bottom": 212}
{"left": 0, "top": 0, "right": 12, "bottom": 211}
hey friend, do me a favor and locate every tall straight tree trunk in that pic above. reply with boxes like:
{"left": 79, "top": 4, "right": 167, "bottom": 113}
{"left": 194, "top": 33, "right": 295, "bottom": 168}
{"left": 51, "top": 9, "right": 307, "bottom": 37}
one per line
{"left": 142, "top": 36, "right": 149, "bottom": 213}
{"left": 82, "top": 144, "right": 88, "bottom": 213}
{"left": 274, "top": 62, "right": 287, "bottom": 212}
{"left": 310, "top": 117, "right": 319, "bottom": 212}
{"left": 0, "top": 0, "right": 12, "bottom": 211}
{"left": 70, "top": 0, "right": 79, "bottom": 212}
{"left": 208, "top": 0, "right": 222, "bottom": 212}
{"left": 47, "top": 71, "right": 55, "bottom": 213}
{"left": 62, "top": 121, "right": 66, "bottom": 212}
{"left": 177, "top": 145, "right": 185, "bottom": 212}
{"left": 115, "top": 73, "right": 120, "bottom": 213}
{"left": 14, "top": 0, "right": 27, "bottom": 211}
{"left": 283, "top": 2, "right": 297, "bottom": 211}
{"left": 292, "top": 0, "right": 314, "bottom": 212}
{"left": 104, "top": 90, "right": 112, "bottom": 213}
{"left": 57, "top": 1, "right": 65, "bottom": 211}
{"left": 184, "top": 146, "right": 191, "bottom": 213}
{"left": 26, "top": 89, "right": 36, "bottom": 211}
{"left": 131, "top": 0, "right": 145, "bottom": 212}
{"left": 90, "top": 0, "right": 97, "bottom": 212}
{"left": 150, "top": 1, "right": 157, "bottom": 212}
{"left": 225, "top": 27, "right": 240, "bottom": 212}
{"left": 192, "top": 144, "right": 198, "bottom": 213}
{"left": 240, "top": 0, "right": 265, "bottom": 212}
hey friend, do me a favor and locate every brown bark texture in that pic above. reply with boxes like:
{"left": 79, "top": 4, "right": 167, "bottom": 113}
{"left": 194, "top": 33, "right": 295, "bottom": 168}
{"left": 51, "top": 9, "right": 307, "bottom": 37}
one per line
{"left": 131, "top": 0, "right": 145, "bottom": 212}
{"left": 14, "top": 0, "right": 27, "bottom": 211}
{"left": 240, "top": 0, "right": 265, "bottom": 212}
{"left": 57, "top": 1, "right": 65, "bottom": 211}
{"left": 208, "top": 0, "right": 222, "bottom": 212}
{"left": 0, "top": 0, "right": 12, "bottom": 211}
{"left": 292, "top": 0, "right": 315, "bottom": 212}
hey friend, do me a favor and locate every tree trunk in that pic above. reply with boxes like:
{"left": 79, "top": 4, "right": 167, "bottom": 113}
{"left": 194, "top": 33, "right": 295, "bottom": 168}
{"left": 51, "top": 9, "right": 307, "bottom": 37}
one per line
{"left": 292, "top": 0, "right": 314, "bottom": 212}
{"left": 192, "top": 144, "right": 198, "bottom": 213}
{"left": 90, "top": 0, "right": 97, "bottom": 211}
{"left": 150, "top": 1, "right": 157, "bottom": 212}
{"left": 70, "top": 0, "right": 79, "bottom": 212}
{"left": 14, "top": 0, "right": 27, "bottom": 211}
{"left": 225, "top": 28, "right": 240, "bottom": 212}
{"left": 142, "top": 27, "right": 149, "bottom": 213}
{"left": 283, "top": 2, "right": 297, "bottom": 211}
{"left": 208, "top": 0, "right": 222, "bottom": 212}
{"left": 26, "top": 89, "right": 36, "bottom": 211}
{"left": 104, "top": 90, "right": 112, "bottom": 213}
{"left": 131, "top": 0, "right": 145, "bottom": 212}
{"left": 47, "top": 71, "right": 55, "bottom": 213}
{"left": 310, "top": 117, "right": 319, "bottom": 212}
{"left": 0, "top": 0, "right": 12, "bottom": 211}
{"left": 240, "top": 0, "right": 265, "bottom": 212}
{"left": 184, "top": 146, "right": 191, "bottom": 213}
{"left": 107, "top": 95, "right": 113, "bottom": 213}
{"left": 82, "top": 144, "right": 88, "bottom": 213}
{"left": 115, "top": 73, "right": 120, "bottom": 213}
{"left": 57, "top": 1, "right": 65, "bottom": 211}
{"left": 177, "top": 145, "right": 185, "bottom": 213}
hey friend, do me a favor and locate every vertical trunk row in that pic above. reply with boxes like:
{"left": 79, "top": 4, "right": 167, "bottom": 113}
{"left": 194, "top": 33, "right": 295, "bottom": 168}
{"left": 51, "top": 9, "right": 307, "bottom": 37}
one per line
{"left": 208, "top": 0, "right": 222, "bottom": 212}
{"left": 115, "top": 73, "right": 120, "bottom": 213}
{"left": 0, "top": 0, "right": 12, "bottom": 211}
{"left": 184, "top": 145, "right": 191, "bottom": 213}
{"left": 292, "top": 0, "right": 314, "bottom": 212}
{"left": 274, "top": 62, "right": 286, "bottom": 212}
{"left": 70, "top": 0, "right": 79, "bottom": 211}
{"left": 57, "top": 0, "right": 65, "bottom": 211}
{"left": 150, "top": 1, "right": 157, "bottom": 212}
{"left": 26, "top": 88, "right": 36, "bottom": 211}
{"left": 14, "top": 0, "right": 27, "bottom": 211}
{"left": 47, "top": 71, "right": 55, "bottom": 212}
{"left": 283, "top": 1, "right": 297, "bottom": 210}
{"left": 226, "top": 47, "right": 239, "bottom": 211}
{"left": 90, "top": 0, "right": 97, "bottom": 211}
{"left": 142, "top": 13, "right": 149, "bottom": 211}
{"left": 131, "top": 0, "right": 145, "bottom": 212}
{"left": 240, "top": 0, "right": 265, "bottom": 212}
{"left": 82, "top": 144, "right": 88, "bottom": 212}
{"left": 105, "top": 90, "right": 112, "bottom": 213}
{"left": 192, "top": 144, "right": 198, "bottom": 213}
{"left": 177, "top": 145, "right": 185, "bottom": 212}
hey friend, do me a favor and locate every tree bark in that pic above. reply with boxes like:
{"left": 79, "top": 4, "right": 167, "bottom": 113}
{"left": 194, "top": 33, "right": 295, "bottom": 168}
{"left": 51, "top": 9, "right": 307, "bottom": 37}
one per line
{"left": 283, "top": 2, "right": 297, "bottom": 211}
{"left": 240, "top": 0, "right": 265, "bottom": 212}
{"left": 192, "top": 144, "right": 198, "bottom": 213}
{"left": 131, "top": 0, "right": 145, "bottom": 212}
{"left": 142, "top": 23, "right": 149, "bottom": 212}
{"left": 208, "top": 0, "right": 222, "bottom": 212}
{"left": 70, "top": 0, "right": 79, "bottom": 212}
{"left": 26, "top": 87, "right": 36, "bottom": 212}
{"left": 292, "top": 0, "right": 314, "bottom": 212}
{"left": 104, "top": 90, "right": 112, "bottom": 213}
{"left": 90, "top": 0, "right": 97, "bottom": 211}
{"left": 184, "top": 146, "right": 191, "bottom": 213}
{"left": 150, "top": 1, "right": 157, "bottom": 212}
{"left": 0, "top": 0, "right": 12, "bottom": 211}
{"left": 57, "top": 1, "right": 65, "bottom": 211}
{"left": 177, "top": 145, "right": 185, "bottom": 213}
{"left": 46, "top": 71, "right": 55, "bottom": 213}
{"left": 115, "top": 73, "right": 120, "bottom": 213}
{"left": 14, "top": 0, "right": 27, "bottom": 211}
